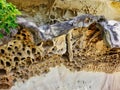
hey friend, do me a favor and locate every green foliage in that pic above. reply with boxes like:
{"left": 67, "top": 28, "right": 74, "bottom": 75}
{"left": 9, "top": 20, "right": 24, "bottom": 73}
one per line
{"left": 0, "top": 0, "right": 21, "bottom": 38}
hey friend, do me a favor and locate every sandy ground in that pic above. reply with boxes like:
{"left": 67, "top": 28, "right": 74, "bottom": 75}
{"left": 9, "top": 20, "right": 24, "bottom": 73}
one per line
{"left": 11, "top": 65, "right": 120, "bottom": 90}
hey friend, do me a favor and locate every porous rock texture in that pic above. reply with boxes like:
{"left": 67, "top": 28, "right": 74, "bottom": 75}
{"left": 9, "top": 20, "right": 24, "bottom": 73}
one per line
{"left": 0, "top": 0, "right": 120, "bottom": 89}
{"left": 1, "top": 24, "right": 120, "bottom": 89}
{"left": 7, "top": 0, "right": 120, "bottom": 22}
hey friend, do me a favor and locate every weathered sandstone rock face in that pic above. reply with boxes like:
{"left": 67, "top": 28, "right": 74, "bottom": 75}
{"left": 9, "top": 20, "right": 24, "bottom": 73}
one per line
{"left": 0, "top": 0, "right": 120, "bottom": 89}
{"left": 7, "top": 0, "right": 120, "bottom": 21}
{"left": 0, "top": 24, "right": 120, "bottom": 89}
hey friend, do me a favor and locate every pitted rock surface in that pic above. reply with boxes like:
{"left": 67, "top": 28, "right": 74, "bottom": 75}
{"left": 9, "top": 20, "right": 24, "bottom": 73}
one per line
{"left": 1, "top": 0, "right": 120, "bottom": 89}
{"left": 0, "top": 27, "right": 120, "bottom": 89}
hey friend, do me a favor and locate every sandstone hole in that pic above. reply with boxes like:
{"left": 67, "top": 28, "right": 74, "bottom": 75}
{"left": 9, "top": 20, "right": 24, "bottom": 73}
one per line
{"left": 22, "top": 48, "right": 25, "bottom": 51}
{"left": 7, "top": 47, "right": 12, "bottom": 51}
{"left": 52, "top": 46, "right": 57, "bottom": 51}
{"left": 55, "top": 19, "right": 59, "bottom": 23}
{"left": 12, "top": 51, "right": 15, "bottom": 54}
{"left": 27, "top": 50, "right": 31, "bottom": 55}
{"left": 21, "top": 57, "right": 25, "bottom": 60}
{"left": 36, "top": 57, "right": 41, "bottom": 62}
{"left": 5, "top": 78, "right": 9, "bottom": 82}
{"left": 108, "top": 52, "right": 118, "bottom": 55}
{"left": 6, "top": 62, "right": 11, "bottom": 67}
{"left": 32, "top": 48, "right": 36, "bottom": 53}
{"left": 17, "top": 52, "right": 22, "bottom": 56}
{"left": 49, "top": 15, "right": 55, "bottom": 19}
{"left": 14, "top": 41, "right": 16, "bottom": 43}
{"left": 37, "top": 42, "right": 42, "bottom": 46}
{"left": 1, "top": 49, "right": 5, "bottom": 54}
{"left": 16, "top": 71, "right": 20, "bottom": 75}
{"left": 37, "top": 52, "right": 40, "bottom": 55}
{"left": 26, "top": 59, "right": 32, "bottom": 65}
{"left": 22, "top": 33, "right": 26, "bottom": 37}
{"left": 15, "top": 62, "right": 18, "bottom": 66}
{"left": 23, "top": 43, "right": 26, "bottom": 47}
{"left": 14, "top": 57, "right": 19, "bottom": 61}
{"left": 17, "top": 36, "right": 21, "bottom": 39}
{"left": 14, "top": 46, "right": 18, "bottom": 50}
{"left": 0, "top": 59, "right": 4, "bottom": 65}
{"left": 31, "top": 58, "right": 35, "bottom": 62}
{"left": 28, "top": 45, "right": 30, "bottom": 47}
{"left": 0, "top": 69, "right": 6, "bottom": 75}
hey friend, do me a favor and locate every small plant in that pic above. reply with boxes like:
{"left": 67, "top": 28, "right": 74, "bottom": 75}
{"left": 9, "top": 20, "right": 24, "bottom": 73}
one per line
{"left": 0, "top": 0, "right": 21, "bottom": 38}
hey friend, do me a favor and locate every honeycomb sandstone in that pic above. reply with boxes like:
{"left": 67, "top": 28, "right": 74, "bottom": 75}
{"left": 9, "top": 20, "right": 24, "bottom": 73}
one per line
{"left": 0, "top": 26, "right": 120, "bottom": 89}
{"left": 1, "top": 0, "right": 120, "bottom": 89}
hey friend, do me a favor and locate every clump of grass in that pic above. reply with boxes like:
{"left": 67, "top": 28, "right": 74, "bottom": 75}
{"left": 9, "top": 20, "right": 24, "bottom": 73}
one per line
{"left": 0, "top": 0, "right": 21, "bottom": 38}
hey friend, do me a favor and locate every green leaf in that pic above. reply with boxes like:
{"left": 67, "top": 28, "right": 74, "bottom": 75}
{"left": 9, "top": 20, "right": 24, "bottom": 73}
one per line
{"left": 0, "top": 0, "right": 21, "bottom": 38}
{"left": 0, "top": 33, "right": 3, "bottom": 38}
{"left": 5, "top": 27, "right": 10, "bottom": 33}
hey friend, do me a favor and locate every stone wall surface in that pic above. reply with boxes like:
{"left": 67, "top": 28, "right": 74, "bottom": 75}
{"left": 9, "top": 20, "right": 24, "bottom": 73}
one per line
{"left": 0, "top": 0, "right": 120, "bottom": 89}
